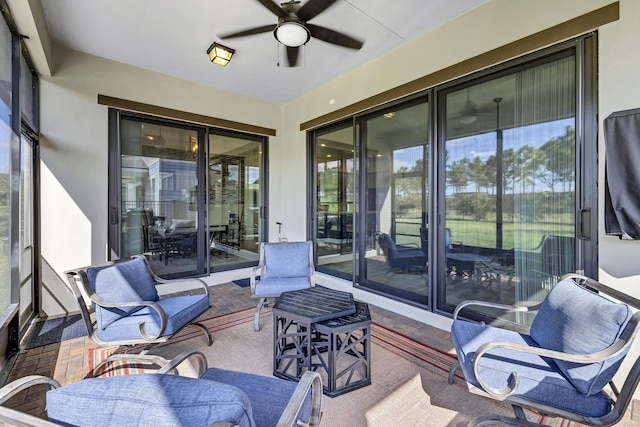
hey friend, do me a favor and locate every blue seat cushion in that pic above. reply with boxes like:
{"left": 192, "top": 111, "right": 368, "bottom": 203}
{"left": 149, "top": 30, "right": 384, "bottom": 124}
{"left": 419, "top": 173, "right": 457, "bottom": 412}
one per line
{"left": 451, "top": 320, "right": 613, "bottom": 418}
{"left": 87, "top": 257, "right": 160, "bottom": 329}
{"left": 202, "top": 367, "right": 310, "bottom": 427}
{"left": 530, "top": 278, "right": 633, "bottom": 396}
{"left": 262, "top": 242, "right": 311, "bottom": 279}
{"left": 253, "top": 276, "right": 311, "bottom": 297}
{"left": 97, "top": 293, "right": 209, "bottom": 342}
{"left": 46, "top": 374, "right": 255, "bottom": 427}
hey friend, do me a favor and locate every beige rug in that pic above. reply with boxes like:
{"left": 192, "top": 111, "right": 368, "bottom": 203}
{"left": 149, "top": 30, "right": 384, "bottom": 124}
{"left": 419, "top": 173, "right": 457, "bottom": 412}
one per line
{"left": 87, "top": 308, "right": 577, "bottom": 427}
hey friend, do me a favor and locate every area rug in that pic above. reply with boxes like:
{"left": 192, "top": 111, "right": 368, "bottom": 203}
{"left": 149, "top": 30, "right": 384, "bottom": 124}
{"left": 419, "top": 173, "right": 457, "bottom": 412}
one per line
{"left": 231, "top": 277, "right": 252, "bottom": 288}
{"left": 25, "top": 314, "right": 87, "bottom": 349}
{"left": 87, "top": 307, "right": 579, "bottom": 426}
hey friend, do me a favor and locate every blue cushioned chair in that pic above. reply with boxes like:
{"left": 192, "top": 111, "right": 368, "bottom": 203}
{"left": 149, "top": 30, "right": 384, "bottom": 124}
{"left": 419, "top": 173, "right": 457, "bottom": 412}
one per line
{"left": 375, "top": 232, "right": 426, "bottom": 273}
{"left": 250, "top": 241, "right": 315, "bottom": 331}
{"left": 448, "top": 274, "right": 640, "bottom": 426}
{"left": 0, "top": 351, "right": 322, "bottom": 427}
{"left": 65, "top": 255, "right": 213, "bottom": 376}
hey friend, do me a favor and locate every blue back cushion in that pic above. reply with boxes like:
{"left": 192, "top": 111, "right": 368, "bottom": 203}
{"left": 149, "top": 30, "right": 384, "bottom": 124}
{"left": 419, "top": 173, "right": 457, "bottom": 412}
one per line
{"left": 263, "top": 242, "right": 311, "bottom": 279}
{"left": 86, "top": 257, "right": 159, "bottom": 329}
{"left": 530, "top": 278, "right": 633, "bottom": 396}
{"left": 47, "top": 374, "right": 255, "bottom": 427}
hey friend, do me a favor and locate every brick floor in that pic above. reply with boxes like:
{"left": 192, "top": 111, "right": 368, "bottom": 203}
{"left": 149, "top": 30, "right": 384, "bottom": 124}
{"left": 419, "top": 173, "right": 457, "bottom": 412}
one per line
{"left": 2, "top": 282, "right": 454, "bottom": 421}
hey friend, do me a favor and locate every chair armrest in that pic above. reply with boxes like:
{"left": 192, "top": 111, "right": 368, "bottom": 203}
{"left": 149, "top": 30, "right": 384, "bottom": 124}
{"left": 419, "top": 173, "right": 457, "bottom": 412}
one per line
{"left": 0, "top": 376, "right": 60, "bottom": 405}
{"left": 250, "top": 265, "right": 264, "bottom": 293}
{"left": 0, "top": 376, "right": 62, "bottom": 426}
{"left": 88, "top": 294, "right": 168, "bottom": 341}
{"left": 453, "top": 300, "right": 542, "bottom": 320}
{"left": 0, "top": 406, "right": 61, "bottom": 426}
{"left": 276, "top": 371, "right": 322, "bottom": 427}
{"left": 157, "top": 350, "right": 209, "bottom": 377}
{"left": 473, "top": 330, "right": 638, "bottom": 398}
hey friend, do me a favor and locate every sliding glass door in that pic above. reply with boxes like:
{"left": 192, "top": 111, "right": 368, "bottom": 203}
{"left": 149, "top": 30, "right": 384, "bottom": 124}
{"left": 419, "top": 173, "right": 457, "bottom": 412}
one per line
{"left": 114, "top": 116, "right": 206, "bottom": 277}
{"left": 440, "top": 51, "right": 578, "bottom": 322}
{"left": 359, "top": 98, "right": 430, "bottom": 303}
{"left": 313, "top": 122, "right": 354, "bottom": 280}
{"left": 208, "top": 130, "right": 265, "bottom": 272}
{"left": 109, "top": 113, "right": 267, "bottom": 277}
{"left": 309, "top": 35, "right": 596, "bottom": 322}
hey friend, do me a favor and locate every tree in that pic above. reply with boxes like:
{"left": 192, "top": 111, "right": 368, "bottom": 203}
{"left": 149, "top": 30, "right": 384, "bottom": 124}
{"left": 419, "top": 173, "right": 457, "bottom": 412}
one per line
{"left": 540, "top": 125, "right": 575, "bottom": 193}
{"left": 447, "top": 158, "right": 469, "bottom": 193}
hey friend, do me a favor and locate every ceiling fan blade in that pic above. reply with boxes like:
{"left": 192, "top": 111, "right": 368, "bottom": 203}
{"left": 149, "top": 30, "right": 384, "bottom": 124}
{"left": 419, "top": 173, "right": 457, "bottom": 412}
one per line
{"left": 219, "top": 24, "right": 275, "bottom": 39}
{"left": 296, "top": 0, "right": 337, "bottom": 22}
{"left": 306, "top": 24, "right": 363, "bottom": 50}
{"left": 286, "top": 46, "right": 300, "bottom": 67}
{"left": 256, "top": 0, "right": 287, "bottom": 18}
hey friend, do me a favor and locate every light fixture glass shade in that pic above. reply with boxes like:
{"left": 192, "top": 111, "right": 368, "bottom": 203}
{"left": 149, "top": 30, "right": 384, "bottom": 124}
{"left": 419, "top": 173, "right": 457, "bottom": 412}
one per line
{"left": 460, "top": 101, "right": 477, "bottom": 124}
{"left": 207, "top": 42, "right": 235, "bottom": 66}
{"left": 275, "top": 22, "right": 310, "bottom": 47}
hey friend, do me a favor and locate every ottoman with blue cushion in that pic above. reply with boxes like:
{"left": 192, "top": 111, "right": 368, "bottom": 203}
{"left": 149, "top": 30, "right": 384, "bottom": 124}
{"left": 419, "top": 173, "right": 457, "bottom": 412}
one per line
{"left": 46, "top": 369, "right": 315, "bottom": 427}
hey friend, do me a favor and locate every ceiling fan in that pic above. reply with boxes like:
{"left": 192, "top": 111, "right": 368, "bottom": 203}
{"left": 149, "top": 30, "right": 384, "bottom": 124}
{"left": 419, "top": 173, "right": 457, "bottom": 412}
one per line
{"left": 219, "top": 0, "right": 364, "bottom": 67}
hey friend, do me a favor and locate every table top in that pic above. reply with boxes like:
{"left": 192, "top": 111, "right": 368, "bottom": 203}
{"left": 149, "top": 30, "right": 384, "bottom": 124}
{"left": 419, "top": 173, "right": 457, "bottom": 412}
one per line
{"left": 314, "top": 301, "right": 371, "bottom": 333}
{"left": 273, "top": 287, "right": 356, "bottom": 323}
{"left": 446, "top": 252, "right": 491, "bottom": 262}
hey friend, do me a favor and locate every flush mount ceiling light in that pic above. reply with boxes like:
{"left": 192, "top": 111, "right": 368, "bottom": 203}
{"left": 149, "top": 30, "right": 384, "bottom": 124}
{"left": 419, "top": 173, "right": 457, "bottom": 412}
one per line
{"left": 207, "top": 42, "right": 235, "bottom": 66}
{"left": 274, "top": 21, "right": 310, "bottom": 47}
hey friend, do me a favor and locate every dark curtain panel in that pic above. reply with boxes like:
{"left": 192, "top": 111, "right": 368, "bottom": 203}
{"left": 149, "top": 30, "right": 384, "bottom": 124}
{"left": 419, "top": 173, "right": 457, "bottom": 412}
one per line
{"left": 604, "top": 108, "right": 640, "bottom": 239}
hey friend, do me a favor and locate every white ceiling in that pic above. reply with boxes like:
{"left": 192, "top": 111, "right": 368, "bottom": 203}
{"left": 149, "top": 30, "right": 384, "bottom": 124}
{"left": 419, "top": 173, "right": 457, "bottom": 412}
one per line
{"left": 39, "top": 0, "right": 487, "bottom": 105}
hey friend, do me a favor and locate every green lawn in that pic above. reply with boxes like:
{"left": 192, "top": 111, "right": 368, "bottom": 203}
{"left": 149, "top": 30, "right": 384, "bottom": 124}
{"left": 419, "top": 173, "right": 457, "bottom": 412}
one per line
{"left": 395, "top": 217, "right": 573, "bottom": 250}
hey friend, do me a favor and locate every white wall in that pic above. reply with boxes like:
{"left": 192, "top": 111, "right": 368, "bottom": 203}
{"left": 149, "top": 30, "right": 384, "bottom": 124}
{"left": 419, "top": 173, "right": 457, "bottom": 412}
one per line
{"left": 597, "top": 0, "right": 640, "bottom": 296}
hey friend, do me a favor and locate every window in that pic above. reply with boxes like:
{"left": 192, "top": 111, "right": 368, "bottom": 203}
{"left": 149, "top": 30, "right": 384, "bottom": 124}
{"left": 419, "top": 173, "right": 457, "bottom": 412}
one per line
{"left": 0, "top": 8, "right": 41, "bottom": 371}
{"left": 0, "top": 15, "right": 11, "bottom": 315}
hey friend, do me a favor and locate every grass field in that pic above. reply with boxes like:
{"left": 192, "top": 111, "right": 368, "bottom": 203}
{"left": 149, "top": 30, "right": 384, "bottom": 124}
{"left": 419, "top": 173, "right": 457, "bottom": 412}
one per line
{"left": 395, "top": 217, "right": 573, "bottom": 250}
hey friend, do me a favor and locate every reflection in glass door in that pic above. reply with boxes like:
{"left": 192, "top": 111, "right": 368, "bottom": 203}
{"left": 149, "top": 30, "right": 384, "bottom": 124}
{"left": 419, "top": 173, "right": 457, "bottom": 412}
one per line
{"left": 313, "top": 122, "right": 354, "bottom": 279}
{"left": 208, "top": 131, "right": 264, "bottom": 271}
{"left": 118, "top": 118, "right": 204, "bottom": 277}
{"left": 442, "top": 53, "right": 576, "bottom": 324}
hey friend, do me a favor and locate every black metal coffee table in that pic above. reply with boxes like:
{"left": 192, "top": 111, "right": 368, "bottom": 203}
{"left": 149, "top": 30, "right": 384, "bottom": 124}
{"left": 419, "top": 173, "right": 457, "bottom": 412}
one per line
{"left": 273, "top": 287, "right": 371, "bottom": 396}
{"left": 311, "top": 301, "right": 371, "bottom": 396}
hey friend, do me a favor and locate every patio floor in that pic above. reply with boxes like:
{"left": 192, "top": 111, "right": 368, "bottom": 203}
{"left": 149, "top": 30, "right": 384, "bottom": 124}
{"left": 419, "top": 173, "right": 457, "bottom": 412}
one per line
{"left": 3, "top": 281, "right": 640, "bottom": 425}
{"left": 2, "top": 281, "right": 453, "bottom": 421}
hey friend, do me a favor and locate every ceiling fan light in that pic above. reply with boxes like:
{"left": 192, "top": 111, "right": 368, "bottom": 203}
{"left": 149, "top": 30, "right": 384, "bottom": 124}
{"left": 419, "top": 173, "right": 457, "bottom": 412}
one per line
{"left": 275, "top": 22, "right": 310, "bottom": 47}
{"left": 207, "top": 42, "right": 235, "bottom": 66}
{"left": 460, "top": 101, "right": 477, "bottom": 124}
